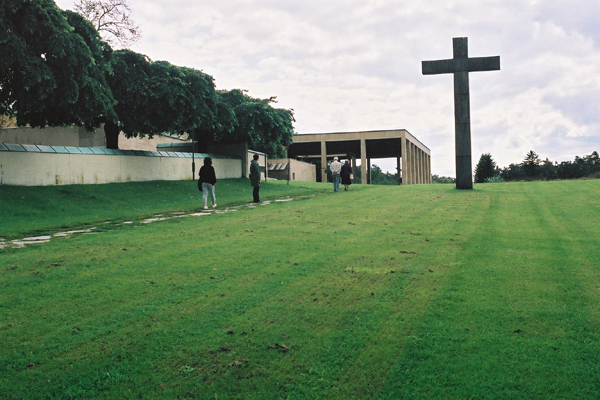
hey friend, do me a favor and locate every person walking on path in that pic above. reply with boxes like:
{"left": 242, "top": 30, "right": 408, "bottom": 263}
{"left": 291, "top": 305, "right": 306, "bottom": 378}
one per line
{"left": 340, "top": 160, "right": 352, "bottom": 191}
{"left": 199, "top": 157, "right": 217, "bottom": 209}
{"left": 249, "top": 153, "right": 261, "bottom": 203}
{"left": 330, "top": 156, "right": 342, "bottom": 192}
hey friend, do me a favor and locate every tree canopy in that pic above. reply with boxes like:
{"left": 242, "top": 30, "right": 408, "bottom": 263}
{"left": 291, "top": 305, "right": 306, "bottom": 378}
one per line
{"left": 474, "top": 153, "right": 498, "bottom": 183}
{"left": 1, "top": 0, "right": 116, "bottom": 130}
{"left": 2, "top": 0, "right": 296, "bottom": 155}
{"left": 522, "top": 150, "right": 541, "bottom": 177}
{"left": 107, "top": 50, "right": 216, "bottom": 135}
{"left": 210, "top": 89, "right": 295, "bottom": 158}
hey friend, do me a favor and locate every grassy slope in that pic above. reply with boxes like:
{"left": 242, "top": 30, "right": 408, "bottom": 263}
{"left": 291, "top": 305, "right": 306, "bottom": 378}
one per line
{"left": 0, "top": 179, "right": 334, "bottom": 239}
{"left": 1, "top": 180, "right": 599, "bottom": 399}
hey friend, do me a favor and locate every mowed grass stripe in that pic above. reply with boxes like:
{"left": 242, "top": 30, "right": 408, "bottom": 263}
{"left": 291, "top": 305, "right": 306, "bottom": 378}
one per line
{"left": 0, "top": 186, "right": 502, "bottom": 396}
{"left": 525, "top": 181, "right": 600, "bottom": 396}
{"left": 2, "top": 185, "right": 463, "bottom": 397}
{"left": 202, "top": 185, "right": 496, "bottom": 396}
{"left": 379, "top": 182, "right": 600, "bottom": 399}
{"left": 170, "top": 189, "right": 451, "bottom": 396}
{"left": 334, "top": 187, "right": 491, "bottom": 396}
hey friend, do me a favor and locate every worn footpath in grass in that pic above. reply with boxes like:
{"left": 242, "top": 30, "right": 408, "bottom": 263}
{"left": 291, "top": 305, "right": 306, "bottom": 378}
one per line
{"left": 0, "top": 179, "right": 333, "bottom": 239}
{"left": 1, "top": 180, "right": 599, "bottom": 399}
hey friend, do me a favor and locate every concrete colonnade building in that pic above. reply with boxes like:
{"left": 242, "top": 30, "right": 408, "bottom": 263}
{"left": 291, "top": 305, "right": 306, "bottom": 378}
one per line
{"left": 287, "top": 129, "right": 431, "bottom": 185}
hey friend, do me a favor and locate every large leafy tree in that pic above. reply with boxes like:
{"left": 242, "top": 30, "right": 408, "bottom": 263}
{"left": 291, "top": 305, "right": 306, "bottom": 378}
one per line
{"left": 147, "top": 62, "right": 216, "bottom": 135}
{"left": 59, "top": 10, "right": 116, "bottom": 127}
{"left": 104, "top": 49, "right": 152, "bottom": 145}
{"left": 192, "top": 92, "right": 236, "bottom": 151}
{"left": 0, "top": 0, "right": 116, "bottom": 130}
{"left": 211, "top": 89, "right": 295, "bottom": 158}
{"left": 105, "top": 50, "right": 217, "bottom": 148}
{"left": 2, "top": 1, "right": 293, "bottom": 156}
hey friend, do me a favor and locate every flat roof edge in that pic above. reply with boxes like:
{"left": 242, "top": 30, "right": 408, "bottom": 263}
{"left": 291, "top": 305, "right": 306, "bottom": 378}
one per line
{"left": 292, "top": 129, "right": 430, "bottom": 152}
{"left": 0, "top": 143, "right": 241, "bottom": 159}
{"left": 296, "top": 128, "right": 409, "bottom": 136}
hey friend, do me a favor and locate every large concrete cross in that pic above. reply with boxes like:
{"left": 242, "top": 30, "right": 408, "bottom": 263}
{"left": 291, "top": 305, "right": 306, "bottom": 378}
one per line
{"left": 422, "top": 37, "right": 500, "bottom": 189}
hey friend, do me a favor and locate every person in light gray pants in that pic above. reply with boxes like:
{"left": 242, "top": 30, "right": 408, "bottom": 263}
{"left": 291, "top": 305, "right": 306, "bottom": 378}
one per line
{"left": 199, "top": 157, "right": 217, "bottom": 209}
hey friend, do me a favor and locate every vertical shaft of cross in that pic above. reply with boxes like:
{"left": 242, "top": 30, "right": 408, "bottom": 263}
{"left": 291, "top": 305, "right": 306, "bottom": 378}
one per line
{"left": 422, "top": 37, "right": 500, "bottom": 190}
{"left": 453, "top": 38, "right": 473, "bottom": 189}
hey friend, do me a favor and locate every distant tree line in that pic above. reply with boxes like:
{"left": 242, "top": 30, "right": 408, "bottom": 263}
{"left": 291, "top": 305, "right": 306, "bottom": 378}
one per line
{"left": 0, "top": 0, "right": 294, "bottom": 157}
{"left": 352, "top": 166, "right": 455, "bottom": 185}
{"left": 432, "top": 175, "right": 456, "bottom": 184}
{"left": 474, "top": 150, "right": 600, "bottom": 182}
{"left": 351, "top": 165, "right": 399, "bottom": 185}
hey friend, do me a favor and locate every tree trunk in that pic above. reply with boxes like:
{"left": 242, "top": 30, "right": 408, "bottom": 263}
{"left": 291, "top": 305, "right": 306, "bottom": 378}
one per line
{"left": 105, "top": 122, "right": 120, "bottom": 149}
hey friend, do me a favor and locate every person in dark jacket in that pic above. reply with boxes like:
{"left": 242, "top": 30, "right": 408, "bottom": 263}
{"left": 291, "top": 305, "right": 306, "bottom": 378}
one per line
{"left": 340, "top": 160, "right": 353, "bottom": 191}
{"left": 199, "top": 157, "right": 217, "bottom": 209}
{"left": 249, "top": 154, "right": 261, "bottom": 203}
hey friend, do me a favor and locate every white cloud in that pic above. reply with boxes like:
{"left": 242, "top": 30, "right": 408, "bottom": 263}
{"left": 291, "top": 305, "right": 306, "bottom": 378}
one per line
{"left": 52, "top": 0, "right": 600, "bottom": 176}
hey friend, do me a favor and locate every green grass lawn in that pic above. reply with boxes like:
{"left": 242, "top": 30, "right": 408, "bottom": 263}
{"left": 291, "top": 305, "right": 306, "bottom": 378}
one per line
{"left": 1, "top": 179, "right": 599, "bottom": 399}
{"left": 0, "top": 179, "right": 335, "bottom": 240}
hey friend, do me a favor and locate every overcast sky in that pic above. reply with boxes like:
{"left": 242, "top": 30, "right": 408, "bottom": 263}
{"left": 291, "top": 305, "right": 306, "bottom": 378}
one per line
{"left": 55, "top": 0, "right": 600, "bottom": 176}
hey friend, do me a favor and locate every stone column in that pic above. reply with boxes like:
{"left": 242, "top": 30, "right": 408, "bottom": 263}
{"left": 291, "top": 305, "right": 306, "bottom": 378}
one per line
{"left": 413, "top": 144, "right": 418, "bottom": 184}
{"left": 405, "top": 142, "right": 410, "bottom": 184}
{"left": 413, "top": 147, "right": 418, "bottom": 184}
{"left": 422, "top": 150, "right": 426, "bottom": 183}
{"left": 360, "top": 139, "right": 367, "bottom": 184}
{"left": 410, "top": 143, "right": 416, "bottom": 184}
{"left": 417, "top": 148, "right": 423, "bottom": 184}
{"left": 421, "top": 150, "right": 426, "bottom": 184}
{"left": 421, "top": 151, "right": 426, "bottom": 184}
{"left": 428, "top": 154, "right": 432, "bottom": 183}
{"left": 415, "top": 146, "right": 420, "bottom": 184}
{"left": 396, "top": 156, "right": 401, "bottom": 185}
{"left": 414, "top": 145, "right": 419, "bottom": 184}
{"left": 420, "top": 150, "right": 425, "bottom": 184}
{"left": 401, "top": 136, "right": 408, "bottom": 185}
{"left": 320, "top": 141, "right": 327, "bottom": 183}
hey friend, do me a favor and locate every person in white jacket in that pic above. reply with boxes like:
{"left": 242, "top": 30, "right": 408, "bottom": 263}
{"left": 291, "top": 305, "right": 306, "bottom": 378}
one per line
{"left": 329, "top": 156, "right": 342, "bottom": 192}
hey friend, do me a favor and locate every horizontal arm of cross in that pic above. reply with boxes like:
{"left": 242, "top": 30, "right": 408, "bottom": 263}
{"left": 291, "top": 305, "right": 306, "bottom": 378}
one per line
{"left": 422, "top": 56, "right": 500, "bottom": 75}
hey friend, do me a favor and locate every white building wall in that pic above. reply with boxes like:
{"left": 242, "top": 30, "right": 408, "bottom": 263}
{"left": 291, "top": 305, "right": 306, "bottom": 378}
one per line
{"left": 0, "top": 152, "right": 241, "bottom": 186}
